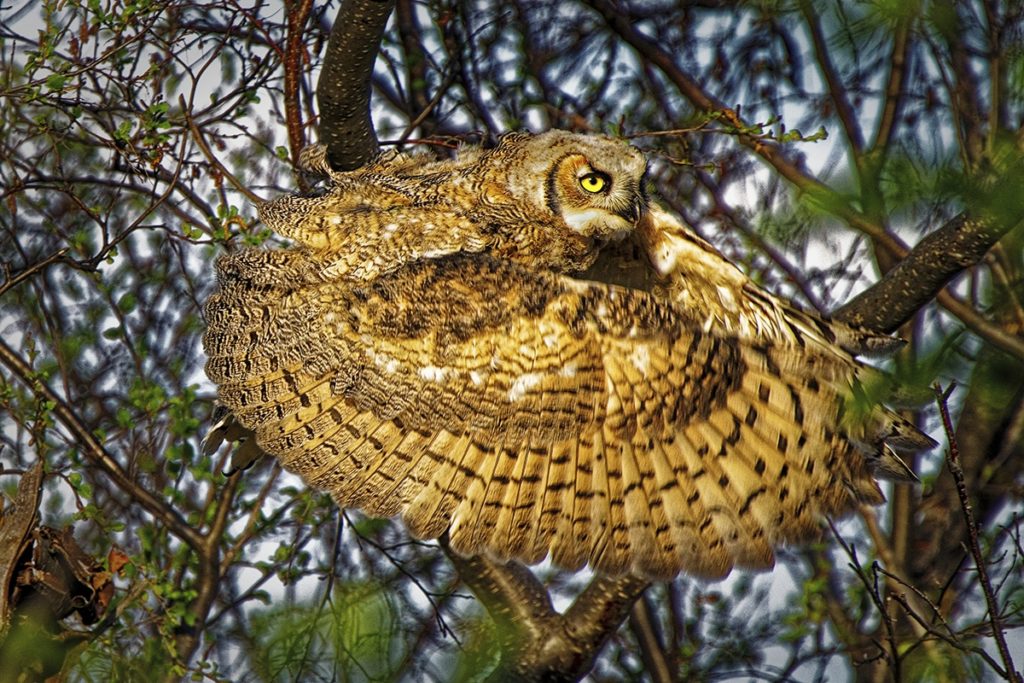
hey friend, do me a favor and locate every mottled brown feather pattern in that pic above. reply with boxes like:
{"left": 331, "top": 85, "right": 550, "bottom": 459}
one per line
{"left": 203, "top": 130, "right": 934, "bottom": 579}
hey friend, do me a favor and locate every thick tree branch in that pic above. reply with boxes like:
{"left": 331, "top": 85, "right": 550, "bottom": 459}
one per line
{"left": 834, "top": 212, "right": 1024, "bottom": 335}
{"left": 560, "top": 574, "right": 649, "bottom": 661}
{"left": 441, "top": 541, "right": 557, "bottom": 653}
{"left": 443, "top": 541, "right": 649, "bottom": 682}
{"left": 317, "top": 0, "right": 395, "bottom": 170}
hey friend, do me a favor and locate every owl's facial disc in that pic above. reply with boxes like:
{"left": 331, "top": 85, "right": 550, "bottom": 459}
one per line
{"left": 549, "top": 154, "right": 644, "bottom": 242}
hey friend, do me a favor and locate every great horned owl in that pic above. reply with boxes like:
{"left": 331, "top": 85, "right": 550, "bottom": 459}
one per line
{"left": 203, "top": 130, "right": 933, "bottom": 579}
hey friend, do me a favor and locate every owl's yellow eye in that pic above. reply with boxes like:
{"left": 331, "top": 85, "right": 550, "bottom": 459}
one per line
{"left": 579, "top": 172, "right": 609, "bottom": 193}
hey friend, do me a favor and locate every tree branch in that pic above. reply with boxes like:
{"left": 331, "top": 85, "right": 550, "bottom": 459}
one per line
{"left": 443, "top": 540, "right": 650, "bottom": 681}
{"left": 170, "top": 475, "right": 242, "bottom": 675}
{"left": 441, "top": 541, "right": 558, "bottom": 655}
{"left": 936, "top": 289, "right": 1024, "bottom": 362}
{"left": 798, "top": 0, "right": 864, "bottom": 155}
{"left": 934, "top": 384, "right": 1022, "bottom": 683}
{"left": 834, "top": 213, "right": 1023, "bottom": 335}
{"left": 0, "top": 339, "right": 205, "bottom": 552}
{"left": 628, "top": 594, "right": 673, "bottom": 683}
{"left": 560, "top": 574, "right": 649, "bottom": 665}
{"left": 317, "top": 0, "right": 395, "bottom": 170}
{"left": 871, "top": 8, "right": 913, "bottom": 159}
{"left": 283, "top": 0, "right": 316, "bottom": 171}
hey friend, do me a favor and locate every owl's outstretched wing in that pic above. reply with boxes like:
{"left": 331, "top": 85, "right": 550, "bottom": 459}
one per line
{"left": 204, "top": 247, "right": 909, "bottom": 579}
{"left": 632, "top": 206, "right": 934, "bottom": 470}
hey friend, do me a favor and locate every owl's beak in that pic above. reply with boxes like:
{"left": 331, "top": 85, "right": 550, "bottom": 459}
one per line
{"left": 616, "top": 196, "right": 644, "bottom": 224}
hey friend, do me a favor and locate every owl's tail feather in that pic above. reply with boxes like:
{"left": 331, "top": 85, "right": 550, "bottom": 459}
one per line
{"left": 201, "top": 406, "right": 266, "bottom": 475}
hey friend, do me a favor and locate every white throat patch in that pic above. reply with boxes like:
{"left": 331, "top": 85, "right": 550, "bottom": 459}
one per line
{"left": 562, "top": 208, "right": 631, "bottom": 238}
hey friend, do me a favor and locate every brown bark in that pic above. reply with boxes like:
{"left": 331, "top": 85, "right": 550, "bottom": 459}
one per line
{"left": 317, "top": 0, "right": 396, "bottom": 171}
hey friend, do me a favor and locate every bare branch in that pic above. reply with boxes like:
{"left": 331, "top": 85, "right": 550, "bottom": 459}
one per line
{"left": 834, "top": 213, "right": 1024, "bottom": 335}
{"left": 872, "top": 9, "right": 914, "bottom": 160}
{"left": 317, "top": 0, "right": 396, "bottom": 170}
{"left": 933, "top": 384, "right": 1023, "bottom": 683}
{"left": 798, "top": 0, "right": 864, "bottom": 155}
{"left": 283, "top": 0, "right": 316, "bottom": 171}
{"left": 629, "top": 595, "right": 673, "bottom": 683}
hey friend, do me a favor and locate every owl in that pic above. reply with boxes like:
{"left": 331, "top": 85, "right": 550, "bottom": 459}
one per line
{"left": 203, "top": 130, "right": 934, "bottom": 579}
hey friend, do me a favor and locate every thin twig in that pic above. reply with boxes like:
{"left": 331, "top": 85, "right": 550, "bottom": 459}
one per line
{"left": 0, "top": 247, "right": 69, "bottom": 298}
{"left": 875, "top": 566, "right": 1009, "bottom": 676}
{"left": 283, "top": 0, "right": 315, "bottom": 177}
{"left": 933, "top": 383, "right": 1022, "bottom": 683}
{"left": 0, "top": 339, "right": 204, "bottom": 552}
{"left": 827, "top": 519, "right": 901, "bottom": 677}
{"left": 936, "top": 289, "right": 1024, "bottom": 362}
{"left": 180, "top": 95, "right": 263, "bottom": 205}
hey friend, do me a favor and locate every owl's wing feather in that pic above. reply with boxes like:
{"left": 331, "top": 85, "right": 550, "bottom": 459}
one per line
{"left": 206, "top": 247, "right": 888, "bottom": 578}
{"left": 634, "top": 205, "right": 907, "bottom": 356}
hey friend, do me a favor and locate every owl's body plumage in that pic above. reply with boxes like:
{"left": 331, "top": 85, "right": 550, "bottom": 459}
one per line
{"left": 203, "top": 131, "right": 932, "bottom": 579}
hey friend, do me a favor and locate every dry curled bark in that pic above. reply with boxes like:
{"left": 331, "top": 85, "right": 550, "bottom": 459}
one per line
{"left": 0, "top": 463, "right": 43, "bottom": 641}
{"left": 0, "top": 464, "right": 121, "bottom": 682}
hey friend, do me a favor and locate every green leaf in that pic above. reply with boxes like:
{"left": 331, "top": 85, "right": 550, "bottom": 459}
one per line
{"left": 118, "top": 292, "right": 137, "bottom": 313}
{"left": 45, "top": 73, "right": 66, "bottom": 91}
{"left": 114, "top": 120, "right": 134, "bottom": 144}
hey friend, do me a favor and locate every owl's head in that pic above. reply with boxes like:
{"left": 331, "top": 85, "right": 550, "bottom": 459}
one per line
{"left": 493, "top": 131, "right": 648, "bottom": 243}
